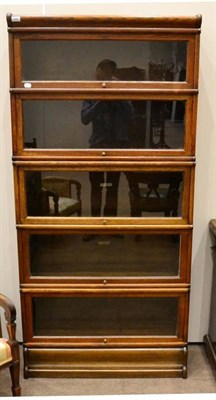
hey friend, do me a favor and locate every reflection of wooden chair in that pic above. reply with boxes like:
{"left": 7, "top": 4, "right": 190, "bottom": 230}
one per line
{"left": 42, "top": 176, "right": 82, "bottom": 216}
{"left": 26, "top": 173, "right": 82, "bottom": 217}
{"left": 148, "top": 61, "right": 174, "bottom": 82}
{"left": 0, "top": 294, "right": 21, "bottom": 396}
{"left": 127, "top": 172, "right": 182, "bottom": 217}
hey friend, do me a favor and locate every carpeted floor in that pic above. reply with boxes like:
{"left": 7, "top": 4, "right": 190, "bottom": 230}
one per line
{"left": 0, "top": 344, "right": 215, "bottom": 397}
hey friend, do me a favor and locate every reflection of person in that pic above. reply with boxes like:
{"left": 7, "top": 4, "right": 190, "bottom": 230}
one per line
{"left": 81, "top": 99, "right": 134, "bottom": 149}
{"left": 95, "top": 58, "right": 117, "bottom": 81}
{"left": 81, "top": 59, "right": 134, "bottom": 218}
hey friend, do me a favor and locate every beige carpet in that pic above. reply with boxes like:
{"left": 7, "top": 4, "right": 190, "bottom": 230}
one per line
{"left": 0, "top": 344, "right": 215, "bottom": 397}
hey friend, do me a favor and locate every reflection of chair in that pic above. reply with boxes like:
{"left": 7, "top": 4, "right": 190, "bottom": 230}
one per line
{"left": 42, "top": 176, "right": 82, "bottom": 216}
{"left": 24, "top": 138, "right": 82, "bottom": 217}
{"left": 148, "top": 61, "right": 174, "bottom": 82}
{"left": 0, "top": 294, "right": 21, "bottom": 396}
{"left": 127, "top": 172, "right": 182, "bottom": 217}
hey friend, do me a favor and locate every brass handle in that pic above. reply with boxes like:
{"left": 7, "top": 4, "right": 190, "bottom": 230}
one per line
{"left": 103, "top": 280, "right": 107, "bottom": 285}
{"left": 103, "top": 338, "right": 107, "bottom": 343}
{"left": 102, "top": 151, "right": 106, "bottom": 156}
{"left": 102, "top": 82, "right": 107, "bottom": 88}
{"left": 102, "top": 220, "right": 107, "bottom": 225}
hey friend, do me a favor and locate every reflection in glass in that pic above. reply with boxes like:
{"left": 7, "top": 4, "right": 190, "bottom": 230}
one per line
{"left": 29, "top": 234, "right": 180, "bottom": 277}
{"left": 21, "top": 40, "right": 187, "bottom": 82}
{"left": 127, "top": 171, "right": 183, "bottom": 217}
{"left": 25, "top": 171, "right": 183, "bottom": 218}
{"left": 81, "top": 99, "right": 134, "bottom": 149}
{"left": 33, "top": 297, "right": 179, "bottom": 336}
{"left": 23, "top": 100, "right": 185, "bottom": 150}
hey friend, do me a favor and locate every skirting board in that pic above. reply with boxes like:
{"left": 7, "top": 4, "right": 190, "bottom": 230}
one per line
{"left": 203, "top": 334, "right": 216, "bottom": 376}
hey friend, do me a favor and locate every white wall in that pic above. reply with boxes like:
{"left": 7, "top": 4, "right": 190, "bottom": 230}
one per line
{"left": 0, "top": 1, "right": 215, "bottom": 342}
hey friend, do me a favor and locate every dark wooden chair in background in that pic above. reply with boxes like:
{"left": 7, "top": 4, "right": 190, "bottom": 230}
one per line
{"left": 127, "top": 171, "right": 183, "bottom": 218}
{"left": 24, "top": 139, "right": 82, "bottom": 217}
{"left": 26, "top": 173, "right": 82, "bottom": 217}
{"left": 0, "top": 293, "right": 21, "bottom": 396}
{"left": 148, "top": 61, "right": 174, "bottom": 82}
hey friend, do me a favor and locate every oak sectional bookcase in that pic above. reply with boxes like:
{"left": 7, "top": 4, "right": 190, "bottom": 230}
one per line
{"left": 7, "top": 14, "right": 201, "bottom": 378}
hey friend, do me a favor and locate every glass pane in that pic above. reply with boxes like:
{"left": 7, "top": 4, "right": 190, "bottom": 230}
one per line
{"left": 23, "top": 100, "right": 185, "bottom": 150}
{"left": 33, "top": 297, "right": 179, "bottom": 336}
{"left": 29, "top": 233, "right": 180, "bottom": 277}
{"left": 25, "top": 170, "right": 184, "bottom": 218}
{"left": 21, "top": 40, "right": 187, "bottom": 82}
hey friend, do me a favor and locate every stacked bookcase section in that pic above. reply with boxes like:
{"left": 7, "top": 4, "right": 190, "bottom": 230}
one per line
{"left": 7, "top": 14, "right": 201, "bottom": 378}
